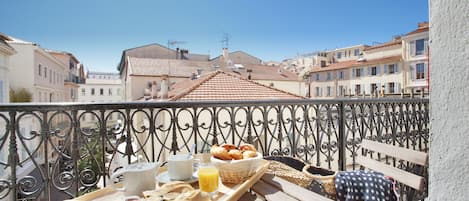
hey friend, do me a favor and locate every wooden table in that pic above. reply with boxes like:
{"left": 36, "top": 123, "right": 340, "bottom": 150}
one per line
{"left": 67, "top": 159, "right": 332, "bottom": 201}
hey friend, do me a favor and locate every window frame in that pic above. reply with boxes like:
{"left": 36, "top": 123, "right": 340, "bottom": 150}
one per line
{"left": 415, "top": 39, "right": 425, "bottom": 55}
{"left": 416, "top": 63, "right": 425, "bottom": 79}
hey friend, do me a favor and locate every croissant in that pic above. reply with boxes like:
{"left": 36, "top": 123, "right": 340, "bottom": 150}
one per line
{"left": 239, "top": 144, "right": 256, "bottom": 152}
{"left": 210, "top": 145, "right": 232, "bottom": 160}
{"left": 222, "top": 144, "right": 237, "bottom": 151}
{"left": 242, "top": 150, "right": 258, "bottom": 159}
{"left": 228, "top": 149, "right": 243, "bottom": 160}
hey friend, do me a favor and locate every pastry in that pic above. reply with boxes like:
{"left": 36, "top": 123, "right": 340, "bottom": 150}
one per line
{"left": 228, "top": 149, "right": 243, "bottom": 160}
{"left": 222, "top": 144, "right": 237, "bottom": 151}
{"left": 210, "top": 144, "right": 232, "bottom": 160}
{"left": 239, "top": 144, "right": 256, "bottom": 152}
{"left": 242, "top": 150, "right": 258, "bottom": 159}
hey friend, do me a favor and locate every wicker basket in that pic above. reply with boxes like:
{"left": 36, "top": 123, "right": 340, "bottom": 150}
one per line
{"left": 210, "top": 152, "right": 263, "bottom": 184}
{"left": 302, "top": 164, "right": 337, "bottom": 198}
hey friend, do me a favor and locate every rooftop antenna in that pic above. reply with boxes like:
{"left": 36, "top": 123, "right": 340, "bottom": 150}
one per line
{"left": 220, "top": 33, "right": 230, "bottom": 49}
{"left": 167, "top": 40, "right": 186, "bottom": 84}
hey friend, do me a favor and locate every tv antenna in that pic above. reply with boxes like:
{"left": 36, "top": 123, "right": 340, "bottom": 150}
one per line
{"left": 220, "top": 33, "right": 230, "bottom": 49}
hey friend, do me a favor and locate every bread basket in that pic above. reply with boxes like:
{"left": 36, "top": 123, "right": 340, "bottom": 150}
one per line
{"left": 210, "top": 152, "right": 263, "bottom": 184}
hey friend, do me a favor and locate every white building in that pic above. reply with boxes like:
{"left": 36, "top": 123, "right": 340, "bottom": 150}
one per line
{"left": 0, "top": 33, "right": 16, "bottom": 103}
{"left": 6, "top": 36, "right": 68, "bottom": 103}
{"left": 78, "top": 71, "right": 124, "bottom": 128}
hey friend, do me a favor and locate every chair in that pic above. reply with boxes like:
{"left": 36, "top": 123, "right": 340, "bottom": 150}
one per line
{"left": 357, "top": 140, "right": 429, "bottom": 200}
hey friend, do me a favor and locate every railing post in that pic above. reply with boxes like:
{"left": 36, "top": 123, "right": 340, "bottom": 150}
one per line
{"left": 338, "top": 102, "right": 346, "bottom": 171}
{"left": 8, "top": 111, "right": 18, "bottom": 201}
{"left": 42, "top": 111, "right": 51, "bottom": 201}
{"left": 71, "top": 110, "right": 80, "bottom": 195}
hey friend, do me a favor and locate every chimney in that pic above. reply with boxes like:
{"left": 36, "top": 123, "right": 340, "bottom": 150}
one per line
{"left": 160, "top": 75, "right": 169, "bottom": 99}
{"left": 222, "top": 48, "right": 229, "bottom": 60}
{"left": 143, "top": 82, "right": 151, "bottom": 100}
{"left": 151, "top": 81, "right": 158, "bottom": 98}
{"left": 191, "top": 72, "right": 197, "bottom": 80}
{"left": 196, "top": 69, "right": 202, "bottom": 76}
{"left": 176, "top": 48, "right": 180, "bottom": 59}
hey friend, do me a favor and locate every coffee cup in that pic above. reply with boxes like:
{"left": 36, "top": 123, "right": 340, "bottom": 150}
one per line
{"left": 110, "top": 162, "right": 159, "bottom": 196}
{"left": 168, "top": 154, "right": 194, "bottom": 180}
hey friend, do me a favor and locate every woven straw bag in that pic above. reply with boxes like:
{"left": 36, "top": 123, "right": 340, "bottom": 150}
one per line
{"left": 210, "top": 152, "right": 262, "bottom": 184}
{"left": 302, "top": 164, "right": 337, "bottom": 198}
{"left": 266, "top": 161, "right": 314, "bottom": 187}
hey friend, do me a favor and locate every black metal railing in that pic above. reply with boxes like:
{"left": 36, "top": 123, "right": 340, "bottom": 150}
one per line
{"left": 0, "top": 98, "right": 429, "bottom": 200}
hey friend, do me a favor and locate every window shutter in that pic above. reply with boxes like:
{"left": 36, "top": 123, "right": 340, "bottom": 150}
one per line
{"left": 384, "top": 83, "right": 388, "bottom": 94}
{"left": 365, "top": 84, "right": 370, "bottom": 95}
{"left": 351, "top": 69, "right": 355, "bottom": 78}
{"left": 410, "top": 64, "right": 416, "bottom": 80}
{"left": 410, "top": 41, "right": 415, "bottom": 56}
{"left": 396, "top": 82, "right": 401, "bottom": 94}
{"left": 424, "top": 63, "right": 428, "bottom": 79}
{"left": 394, "top": 63, "right": 399, "bottom": 73}
{"left": 383, "top": 64, "right": 388, "bottom": 74}
{"left": 350, "top": 85, "right": 355, "bottom": 95}
{"left": 360, "top": 68, "right": 364, "bottom": 76}
{"left": 367, "top": 66, "right": 371, "bottom": 76}
{"left": 336, "top": 71, "right": 339, "bottom": 79}
{"left": 377, "top": 66, "right": 381, "bottom": 75}
{"left": 424, "top": 39, "right": 429, "bottom": 55}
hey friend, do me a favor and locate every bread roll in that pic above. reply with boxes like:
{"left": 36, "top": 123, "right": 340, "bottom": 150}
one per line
{"left": 228, "top": 149, "right": 243, "bottom": 160}
{"left": 242, "top": 150, "right": 258, "bottom": 159}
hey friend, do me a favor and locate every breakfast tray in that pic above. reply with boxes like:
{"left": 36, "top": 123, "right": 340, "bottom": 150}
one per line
{"left": 67, "top": 159, "right": 270, "bottom": 201}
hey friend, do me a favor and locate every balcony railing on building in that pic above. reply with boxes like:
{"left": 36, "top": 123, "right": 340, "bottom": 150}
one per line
{"left": 0, "top": 98, "right": 429, "bottom": 200}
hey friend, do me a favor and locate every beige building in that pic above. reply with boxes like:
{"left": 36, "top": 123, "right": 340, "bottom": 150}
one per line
{"left": 118, "top": 44, "right": 304, "bottom": 101}
{"left": 402, "top": 22, "right": 429, "bottom": 93}
{"left": 48, "top": 50, "right": 85, "bottom": 102}
{"left": 308, "top": 22, "right": 429, "bottom": 99}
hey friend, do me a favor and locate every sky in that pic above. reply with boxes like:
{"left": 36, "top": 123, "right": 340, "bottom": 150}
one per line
{"left": 1, "top": 0, "right": 429, "bottom": 72}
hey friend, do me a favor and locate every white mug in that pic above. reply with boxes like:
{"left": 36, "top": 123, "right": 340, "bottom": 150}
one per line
{"left": 168, "top": 154, "right": 193, "bottom": 180}
{"left": 110, "top": 162, "right": 159, "bottom": 196}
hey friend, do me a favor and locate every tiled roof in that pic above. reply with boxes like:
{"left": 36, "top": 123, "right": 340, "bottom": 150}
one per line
{"left": 169, "top": 71, "right": 304, "bottom": 101}
{"left": 405, "top": 22, "right": 429, "bottom": 36}
{"left": 128, "top": 57, "right": 212, "bottom": 77}
{"left": 364, "top": 40, "right": 402, "bottom": 51}
{"left": 127, "top": 57, "right": 299, "bottom": 81}
{"left": 309, "top": 55, "right": 402, "bottom": 73}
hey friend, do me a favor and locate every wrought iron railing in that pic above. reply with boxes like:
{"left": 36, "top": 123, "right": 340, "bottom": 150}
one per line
{"left": 0, "top": 99, "right": 429, "bottom": 200}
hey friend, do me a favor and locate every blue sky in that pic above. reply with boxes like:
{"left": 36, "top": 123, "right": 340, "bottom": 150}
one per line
{"left": 1, "top": 0, "right": 428, "bottom": 72}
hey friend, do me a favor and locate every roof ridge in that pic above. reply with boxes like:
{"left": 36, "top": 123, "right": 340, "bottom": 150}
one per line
{"left": 170, "top": 71, "right": 222, "bottom": 101}
{"left": 221, "top": 72, "right": 305, "bottom": 99}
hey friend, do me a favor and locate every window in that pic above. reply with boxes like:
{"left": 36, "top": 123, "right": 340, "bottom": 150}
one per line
{"left": 49, "top": 69, "right": 52, "bottom": 83}
{"left": 91, "top": 88, "right": 95, "bottom": 95}
{"left": 388, "top": 64, "right": 396, "bottom": 74}
{"left": 45, "top": 67, "right": 47, "bottom": 78}
{"left": 354, "top": 49, "right": 359, "bottom": 56}
{"left": 371, "top": 66, "right": 377, "bottom": 76}
{"left": 337, "top": 71, "right": 345, "bottom": 80}
{"left": 108, "top": 88, "right": 112, "bottom": 96}
{"left": 355, "top": 68, "right": 362, "bottom": 77}
{"left": 371, "top": 83, "right": 378, "bottom": 95}
{"left": 315, "top": 87, "right": 320, "bottom": 97}
{"left": 337, "top": 52, "right": 342, "bottom": 59}
{"left": 388, "top": 82, "right": 395, "bottom": 93}
{"left": 38, "top": 64, "right": 42, "bottom": 76}
{"left": 416, "top": 63, "right": 425, "bottom": 79}
{"left": 326, "top": 72, "right": 331, "bottom": 80}
{"left": 315, "top": 73, "right": 320, "bottom": 81}
{"left": 100, "top": 88, "right": 104, "bottom": 95}
{"left": 338, "top": 85, "right": 344, "bottom": 96}
{"left": 415, "top": 39, "right": 425, "bottom": 55}
{"left": 81, "top": 88, "right": 85, "bottom": 96}
{"left": 355, "top": 84, "right": 361, "bottom": 95}
{"left": 326, "top": 86, "right": 331, "bottom": 97}
{"left": 70, "top": 88, "right": 74, "bottom": 98}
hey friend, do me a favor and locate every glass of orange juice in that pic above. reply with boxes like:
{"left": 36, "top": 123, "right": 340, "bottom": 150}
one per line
{"left": 197, "top": 164, "right": 219, "bottom": 194}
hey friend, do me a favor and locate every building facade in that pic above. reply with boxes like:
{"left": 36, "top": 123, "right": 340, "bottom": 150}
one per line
{"left": 402, "top": 22, "right": 429, "bottom": 93}
{"left": 307, "top": 22, "right": 429, "bottom": 99}
{"left": 78, "top": 71, "right": 124, "bottom": 128}
{"left": 48, "top": 50, "right": 86, "bottom": 102}
{"left": 0, "top": 33, "right": 16, "bottom": 103}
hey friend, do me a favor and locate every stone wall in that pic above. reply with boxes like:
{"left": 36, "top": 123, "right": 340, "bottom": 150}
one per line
{"left": 429, "top": 0, "right": 469, "bottom": 200}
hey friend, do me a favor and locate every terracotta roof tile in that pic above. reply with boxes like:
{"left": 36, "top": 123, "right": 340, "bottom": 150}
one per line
{"left": 169, "top": 71, "right": 304, "bottom": 101}
{"left": 310, "top": 55, "right": 402, "bottom": 73}
{"left": 364, "top": 40, "right": 402, "bottom": 51}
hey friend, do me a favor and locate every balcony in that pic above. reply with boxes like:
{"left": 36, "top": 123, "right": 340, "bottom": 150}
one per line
{"left": 0, "top": 98, "right": 429, "bottom": 200}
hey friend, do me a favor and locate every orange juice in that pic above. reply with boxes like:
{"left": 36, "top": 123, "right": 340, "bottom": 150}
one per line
{"left": 198, "top": 166, "right": 219, "bottom": 193}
